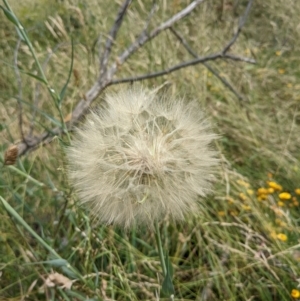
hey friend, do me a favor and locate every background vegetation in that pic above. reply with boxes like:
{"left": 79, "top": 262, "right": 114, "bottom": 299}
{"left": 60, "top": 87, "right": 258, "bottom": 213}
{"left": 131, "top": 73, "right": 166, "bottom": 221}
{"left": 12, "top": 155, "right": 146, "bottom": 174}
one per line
{"left": 0, "top": 0, "right": 300, "bottom": 300}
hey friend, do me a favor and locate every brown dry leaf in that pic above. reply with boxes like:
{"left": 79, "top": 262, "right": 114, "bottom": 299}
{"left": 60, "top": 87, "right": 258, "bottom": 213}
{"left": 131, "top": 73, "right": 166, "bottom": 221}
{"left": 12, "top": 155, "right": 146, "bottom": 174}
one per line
{"left": 73, "top": 68, "right": 80, "bottom": 86}
{"left": 101, "top": 279, "right": 108, "bottom": 299}
{"left": 45, "top": 272, "right": 73, "bottom": 290}
{"left": 64, "top": 113, "right": 72, "bottom": 123}
{"left": 26, "top": 279, "right": 38, "bottom": 297}
{"left": 292, "top": 250, "right": 300, "bottom": 262}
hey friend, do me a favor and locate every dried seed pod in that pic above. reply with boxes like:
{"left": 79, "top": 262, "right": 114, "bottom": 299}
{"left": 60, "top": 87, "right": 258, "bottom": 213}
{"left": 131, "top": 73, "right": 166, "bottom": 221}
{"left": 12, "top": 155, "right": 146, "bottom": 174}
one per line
{"left": 4, "top": 145, "right": 18, "bottom": 165}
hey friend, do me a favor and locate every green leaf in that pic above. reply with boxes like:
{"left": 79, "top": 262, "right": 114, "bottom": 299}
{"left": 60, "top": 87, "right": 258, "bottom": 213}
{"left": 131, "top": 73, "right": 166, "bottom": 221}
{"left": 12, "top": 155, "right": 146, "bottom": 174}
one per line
{"left": 18, "top": 98, "right": 62, "bottom": 128}
{"left": 161, "top": 253, "right": 175, "bottom": 296}
{"left": 21, "top": 70, "right": 47, "bottom": 84}
{"left": 61, "top": 266, "right": 79, "bottom": 279}
{"left": 43, "top": 259, "right": 69, "bottom": 267}
{"left": 0, "top": 5, "right": 28, "bottom": 43}
{"left": 24, "top": 259, "right": 68, "bottom": 267}
{"left": 165, "top": 253, "right": 174, "bottom": 278}
{"left": 0, "top": 5, "right": 19, "bottom": 26}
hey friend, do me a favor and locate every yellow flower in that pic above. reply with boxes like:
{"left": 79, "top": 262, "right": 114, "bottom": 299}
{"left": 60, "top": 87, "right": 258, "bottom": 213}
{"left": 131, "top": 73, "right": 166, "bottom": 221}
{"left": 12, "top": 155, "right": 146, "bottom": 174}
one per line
{"left": 278, "top": 68, "right": 285, "bottom": 74}
{"left": 295, "top": 188, "right": 300, "bottom": 195}
{"left": 287, "top": 83, "right": 293, "bottom": 88}
{"left": 275, "top": 51, "right": 281, "bottom": 56}
{"left": 276, "top": 233, "right": 287, "bottom": 241}
{"left": 267, "top": 181, "right": 282, "bottom": 191}
{"left": 293, "top": 200, "right": 299, "bottom": 207}
{"left": 291, "top": 289, "right": 300, "bottom": 299}
{"left": 268, "top": 188, "right": 274, "bottom": 194}
{"left": 279, "top": 192, "right": 292, "bottom": 200}
{"left": 218, "top": 211, "right": 226, "bottom": 217}
{"left": 257, "top": 188, "right": 268, "bottom": 195}
{"left": 277, "top": 201, "right": 285, "bottom": 207}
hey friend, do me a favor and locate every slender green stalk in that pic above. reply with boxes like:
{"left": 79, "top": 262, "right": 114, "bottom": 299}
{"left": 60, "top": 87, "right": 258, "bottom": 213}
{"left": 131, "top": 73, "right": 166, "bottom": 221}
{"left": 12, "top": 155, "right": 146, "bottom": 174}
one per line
{"left": 8, "top": 165, "right": 45, "bottom": 187}
{"left": 2, "top": 0, "right": 71, "bottom": 143}
{"left": 154, "top": 220, "right": 167, "bottom": 277}
{"left": 3, "top": 0, "right": 48, "bottom": 85}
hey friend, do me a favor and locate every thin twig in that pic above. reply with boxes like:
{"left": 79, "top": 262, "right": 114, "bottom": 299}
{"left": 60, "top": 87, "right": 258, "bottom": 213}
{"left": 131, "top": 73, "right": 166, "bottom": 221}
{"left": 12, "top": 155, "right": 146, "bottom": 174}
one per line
{"left": 142, "top": 1, "right": 158, "bottom": 33}
{"left": 169, "top": 27, "right": 245, "bottom": 102}
{"left": 223, "top": 53, "right": 255, "bottom": 64}
{"left": 99, "top": 0, "right": 132, "bottom": 78}
{"left": 222, "top": 0, "right": 254, "bottom": 54}
{"left": 110, "top": 52, "right": 255, "bottom": 85}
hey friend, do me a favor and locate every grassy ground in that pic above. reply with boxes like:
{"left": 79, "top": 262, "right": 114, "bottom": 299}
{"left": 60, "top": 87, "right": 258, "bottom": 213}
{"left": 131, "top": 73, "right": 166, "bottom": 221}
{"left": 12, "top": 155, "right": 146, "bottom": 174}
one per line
{"left": 1, "top": 0, "right": 300, "bottom": 300}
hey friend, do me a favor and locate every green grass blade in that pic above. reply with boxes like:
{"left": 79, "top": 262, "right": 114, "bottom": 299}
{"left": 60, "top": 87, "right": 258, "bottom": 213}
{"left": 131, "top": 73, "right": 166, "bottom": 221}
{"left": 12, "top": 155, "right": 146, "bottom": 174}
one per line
{"left": 0, "top": 196, "right": 84, "bottom": 282}
{"left": 59, "top": 38, "right": 74, "bottom": 105}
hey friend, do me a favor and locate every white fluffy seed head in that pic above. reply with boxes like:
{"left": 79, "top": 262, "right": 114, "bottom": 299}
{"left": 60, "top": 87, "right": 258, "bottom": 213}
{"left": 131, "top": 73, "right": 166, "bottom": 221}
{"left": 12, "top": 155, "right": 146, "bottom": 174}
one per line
{"left": 67, "top": 86, "right": 219, "bottom": 228}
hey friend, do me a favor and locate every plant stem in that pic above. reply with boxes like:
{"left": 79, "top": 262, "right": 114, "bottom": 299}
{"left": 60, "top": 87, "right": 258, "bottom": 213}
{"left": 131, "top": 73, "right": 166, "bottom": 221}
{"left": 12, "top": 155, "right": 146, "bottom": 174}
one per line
{"left": 154, "top": 220, "right": 167, "bottom": 277}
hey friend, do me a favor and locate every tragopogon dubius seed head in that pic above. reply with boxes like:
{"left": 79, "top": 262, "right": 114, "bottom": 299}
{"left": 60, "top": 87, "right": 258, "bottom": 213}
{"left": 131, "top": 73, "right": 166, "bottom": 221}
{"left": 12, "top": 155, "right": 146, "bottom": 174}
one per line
{"left": 67, "top": 86, "right": 219, "bottom": 228}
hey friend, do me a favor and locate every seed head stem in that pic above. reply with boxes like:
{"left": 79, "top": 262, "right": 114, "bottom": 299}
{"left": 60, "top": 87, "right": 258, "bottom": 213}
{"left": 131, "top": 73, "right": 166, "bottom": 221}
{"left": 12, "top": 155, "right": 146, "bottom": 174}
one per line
{"left": 154, "top": 220, "right": 167, "bottom": 277}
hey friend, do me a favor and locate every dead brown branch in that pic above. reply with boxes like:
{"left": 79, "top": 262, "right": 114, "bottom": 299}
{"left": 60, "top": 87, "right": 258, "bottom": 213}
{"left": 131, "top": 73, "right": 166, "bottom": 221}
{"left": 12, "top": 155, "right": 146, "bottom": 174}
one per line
{"left": 15, "top": 0, "right": 255, "bottom": 157}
